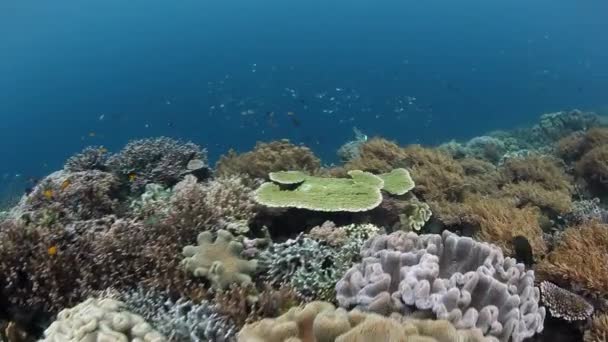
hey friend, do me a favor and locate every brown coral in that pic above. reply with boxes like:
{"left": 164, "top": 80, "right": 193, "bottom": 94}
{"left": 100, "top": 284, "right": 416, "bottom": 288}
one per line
{"left": 163, "top": 175, "right": 259, "bottom": 232}
{"left": 466, "top": 196, "right": 547, "bottom": 257}
{"left": 499, "top": 182, "right": 572, "bottom": 216}
{"left": 536, "top": 221, "right": 608, "bottom": 297}
{"left": 216, "top": 140, "right": 321, "bottom": 180}
{"left": 585, "top": 314, "right": 608, "bottom": 342}
{"left": 575, "top": 145, "right": 608, "bottom": 195}
{"left": 502, "top": 155, "right": 572, "bottom": 193}
{"left": 343, "top": 138, "right": 408, "bottom": 173}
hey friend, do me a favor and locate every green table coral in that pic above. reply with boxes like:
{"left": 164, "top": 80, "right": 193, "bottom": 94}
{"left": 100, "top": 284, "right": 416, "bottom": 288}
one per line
{"left": 255, "top": 168, "right": 414, "bottom": 212}
{"left": 182, "top": 230, "right": 258, "bottom": 290}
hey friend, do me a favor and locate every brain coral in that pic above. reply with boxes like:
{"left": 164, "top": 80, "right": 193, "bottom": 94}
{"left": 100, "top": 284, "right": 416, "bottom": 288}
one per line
{"left": 238, "top": 301, "right": 495, "bottom": 342}
{"left": 41, "top": 297, "right": 166, "bottom": 341}
{"left": 335, "top": 230, "right": 545, "bottom": 342}
{"left": 182, "top": 229, "right": 258, "bottom": 290}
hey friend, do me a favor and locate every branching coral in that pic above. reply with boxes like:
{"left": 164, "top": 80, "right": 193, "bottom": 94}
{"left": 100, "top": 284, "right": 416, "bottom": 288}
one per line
{"left": 585, "top": 314, "right": 608, "bottom": 342}
{"left": 343, "top": 138, "right": 408, "bottom": 173}
{"left": 575, "top": 145, "right": 608, "bottom": 195}
{"left": 14, "top": 170, "right": 120, "bottom": 225}
{"left": 540, "top": 281, "right": 593, "bottom": 322}
{"left": 108, "top": 137, "right": 207, "bottom": 191}
{"left": 41, "top": 297, "right": 166, "bottom": 341}
{"left": 164, "top": 175, "right": 259, "bottom": 232}
{"left": 336, "top": 230, "right": 545, "bottom": 342}
{"left": 64, "top": 146, "right": 110, "bottom": 172}
{"left": 182, "top": 230, "right": 258, "bottom": 290}
{"left": 536, "top": 221, "right": 608, "bottom": 297}
{"left": 238, "top": 301, "right": 495, "bottom": 342}
{"left": 501, "top": 155, "right": 572, "bottom": 193}
{"left": 499, "top": 182, "right": 572, "bottom": 216}
{"left": 215, "top": 140, "right": 321, "bottom": 180}
{"left": 120, "top": 288, "right": 237, "bottom": 342}
{"left": 466, "top": 196, "right": 547, "bottom": 257}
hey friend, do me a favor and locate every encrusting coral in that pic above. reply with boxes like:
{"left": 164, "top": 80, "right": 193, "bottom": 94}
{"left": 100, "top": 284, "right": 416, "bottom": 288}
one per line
{"left": 536, "top": 221, "right": 608, "bottom": 297}
{"left": 182, "top": 229, "right": 258, "bottom": 290}
{"left": 335, "top": 230, "right": 545, "bottom": 342}
{"left": 216, "top": 139, "right": 321, "bottom": 180}
{"left": 254, "top": 169, "right": 414, "bottom": 212}
{"left": 237, "top": 301, "right": 496, "bottom": 342}
{"left": 540, "top": 281, "right": 594, "bottom": 322}
{"left": 41, "top": 297, "right": 166, "bottom": 341}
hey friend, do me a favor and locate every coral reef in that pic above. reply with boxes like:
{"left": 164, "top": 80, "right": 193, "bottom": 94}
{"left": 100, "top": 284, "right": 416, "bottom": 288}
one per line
{"left": 575, "top": 145, "right": 608, "bottom": 195}
{"left": 182, "top": 230, "right": 258, "bottom": 290}
{"left": 254, "top": 169, "right": 413, "bottom": 212}
{"left": 531, "top": 109, "right": 598, "bottom": 144}
{"left": 120, "top": 288, "right": 236, "bottom": 342}
{"left": 395, "top": 199, "right": 432, "bottom": 232}
{"left": 13, "top": 170, "right": 120, "bottom": 225}
{"left": 237, "top": 301, "right": 495, "bottom": 342}
{"left": 336, "top": 230, "right": 545, "bottom": 342}
{"left": 216, "top": 140, "right": 321, "bottom": 180}
{"left": 164, "top": 174, "right": 258, "bottom": 232}
{"left": 64, "top": 146, "right": 110, "bottom": 172}
{"left": 343, "top": 138, "right": 408, "bottom": 173}
{"left": 108, "top": 137, "right": 207, "bottom": 191}
{"left": 536, "top": 221, "right": 608, "bottom": 297}
{"left": 585, "top": 314, "right": 608, "bottom": 342}
{"left": 540, "top": 281, "right": 593, "bottom": 322}
{"left": 41, "top": 297, "right": 166, "bottom": 341}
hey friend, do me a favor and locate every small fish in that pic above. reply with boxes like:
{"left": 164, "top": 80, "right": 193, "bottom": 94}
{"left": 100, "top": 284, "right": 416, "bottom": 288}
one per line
{"left": 88, "top": 131, "right": 96, "bottom": 137}
{"left": 128, "top": 173, "right": 137, "bottom": 182}
{"left": 290, "top": 116, "right": 301, "bottom": 127}
{"left": 98, "top": 114, "right": 105, "bottom": 121}
{"left": 512, "top": 235, "right": 534, "bottom": 267}
{"left": 47, "top": 245, "right": 58, "bottom": 256}
{"left": 43, "top": 189, "right": 53, "bottom": 200}
{"left": 98, "top": 147, "right": 108, "bottom": 154}
{"left": 60, "top": 179, "right": 71, "bottom": 191}
{"left": 287, "top": 111, "right": 295, "bottom": 116}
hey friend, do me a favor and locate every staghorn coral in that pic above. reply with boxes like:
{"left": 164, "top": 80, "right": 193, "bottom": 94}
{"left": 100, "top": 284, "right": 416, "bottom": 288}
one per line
{"left": 13, "top": 170, "right": 120, "bottom": 225}
{"left": 182, "top": 230, "right": 258, "bottom": 290}
{"left": 335, "top": 230, "right": 545, "bottom": 342}
{"left": 64, "top": 146, "right": 110, "bottom": 172}
{"left": 585, "top": 314, "right": 608, "bottom": 342}
{"left": 216, "top": 140, "right": 321, "bottom": 180}
{"left": 120, "top": 288, "right": 237, "bottom": 342}
{"left": 41, "top": 297, "right": 166, "bottom": 341}
{"left": 536, "top": 221, "right": 608, "bottom": 297}
{"left": 108, "top": 137, "right": 207, "bottom": 191}
{"left": 237, "top": 301, "right": 495, "bottom": 342}
{"left": 164, "top": 175, "right": 258, "bottom": 232}
{"left": 540, "top": 281, "right": 594, "bottom": 322}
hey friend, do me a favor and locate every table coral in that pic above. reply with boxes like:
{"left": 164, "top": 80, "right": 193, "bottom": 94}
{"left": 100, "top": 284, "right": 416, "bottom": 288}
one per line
{"left": 41, "top": 297, "right": 166, "bottom": 341}
{"left": 237, "top": 301, "right": 495, "bottom": 342}
{"left": 335, "top": 230, "right": 545, "bottom": 342}
{"left": 182, "top": 230, "right": 258, "bottom": 290}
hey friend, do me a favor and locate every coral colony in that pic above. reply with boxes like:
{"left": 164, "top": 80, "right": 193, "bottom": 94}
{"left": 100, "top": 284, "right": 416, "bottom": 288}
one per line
{"left": 3, "top": 109, "right": 608, "bottom": 341}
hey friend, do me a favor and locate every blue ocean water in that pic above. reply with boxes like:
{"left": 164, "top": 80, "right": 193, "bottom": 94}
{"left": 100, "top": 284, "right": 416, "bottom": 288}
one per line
{"left": 1, "top": 0, "right": 607, "bottom": 195}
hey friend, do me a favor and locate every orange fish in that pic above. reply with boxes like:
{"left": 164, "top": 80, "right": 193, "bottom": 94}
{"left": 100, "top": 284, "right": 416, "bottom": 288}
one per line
{"left": 43, "top": 189, "right": 53, "bottom": 199}
{"left": 48, "top": 245, "right": 58, "bottom": 256}
{"left": 128, "top": 173, "right": 137, "bottom": 182}
{"left": 60, "top": 179, "right": 71, "bottom": 190}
